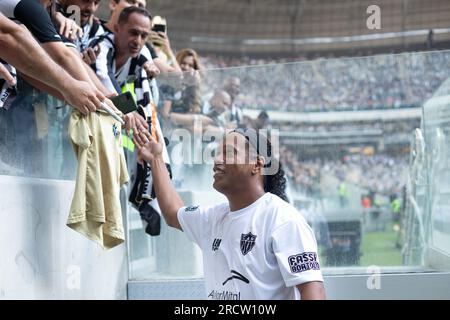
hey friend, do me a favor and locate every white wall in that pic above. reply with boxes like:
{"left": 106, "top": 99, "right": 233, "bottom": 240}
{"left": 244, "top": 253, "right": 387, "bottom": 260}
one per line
{"left": 129, "top": 272, "right": 450, "bottom": 300}
{"left": 0, "top": 175, "right": 128, "bottom": 299}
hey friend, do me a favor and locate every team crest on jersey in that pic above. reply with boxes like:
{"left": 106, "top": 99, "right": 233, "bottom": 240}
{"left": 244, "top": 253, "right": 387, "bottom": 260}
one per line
{"left": 112, "top": 123, "right": 119, "bottom": 137}
{"left": 212, "top": 238, "right": 222, "bottom": 251}
{"left": 184, "top": 205, "right": 199, "bottom": 212}
{"left": 240, "top": 232, "right": 257, "bottom": 255}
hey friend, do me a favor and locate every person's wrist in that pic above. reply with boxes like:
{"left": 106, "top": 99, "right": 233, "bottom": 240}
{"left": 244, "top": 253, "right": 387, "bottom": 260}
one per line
{"left": 150, "top": 154, "right": 164, "bottom": 165}
{"left": 59, "top": 77, "right": 73, "bottom": 95}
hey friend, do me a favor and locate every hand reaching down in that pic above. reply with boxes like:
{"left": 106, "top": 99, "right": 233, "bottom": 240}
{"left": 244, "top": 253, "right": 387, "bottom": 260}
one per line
{"left": 63, "top": 80, "right": 104, "bottom": 115}
{"left": 123, "top": 111, "right": 149, "bottom": 136}
{"left": 0, "top": 63, "right": 16, "bottom": 86}
{"left": 53, "top": 12, "right": 83, "bottom": 41}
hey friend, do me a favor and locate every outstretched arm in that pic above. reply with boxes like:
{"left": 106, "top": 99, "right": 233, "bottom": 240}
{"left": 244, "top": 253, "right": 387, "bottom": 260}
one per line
{"left": 148, "top": 31, "right": 181, "bottom": 74}
{"left": 0, "top": 14, "right": 101, "bottom": 114}
{"left": 133, "top": 130, "right": 184, "bottom": 230}
{"left": 297, "top": 282, "right": 326, "bottom": 300}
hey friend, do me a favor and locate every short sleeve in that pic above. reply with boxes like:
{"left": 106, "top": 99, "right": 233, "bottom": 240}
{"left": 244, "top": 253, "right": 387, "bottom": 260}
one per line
{"left": 12, "top": 0, "right": 62, "bottom": 43}
{"left": 177, "top": 205, "right": 211, "bottom": 249}
{"left": 68, "top": 113, "right": 92, "bottom": 149}
{"left": 271, "top": 219, "right": 324, "bottom": 287}
{"left": 60, "top": 34, "right": 77, "bottom": 49}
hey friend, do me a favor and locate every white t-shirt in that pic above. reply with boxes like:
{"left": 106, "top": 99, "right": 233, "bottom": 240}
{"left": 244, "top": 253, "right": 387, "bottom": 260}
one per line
{"left": 177, "top": 192, "right": 324, "bottom": 300}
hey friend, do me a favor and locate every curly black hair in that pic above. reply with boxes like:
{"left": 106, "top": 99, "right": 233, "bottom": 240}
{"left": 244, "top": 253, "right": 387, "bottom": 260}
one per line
{"left": 263, "top": 158, "right": 289, "bottom": 202}
{"left": 231, "top": 129, "right": 289, "bottom": 202}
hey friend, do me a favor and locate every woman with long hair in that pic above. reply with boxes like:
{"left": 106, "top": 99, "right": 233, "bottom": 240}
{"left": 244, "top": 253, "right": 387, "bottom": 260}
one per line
{"left": 160, "top": 48, "right": 210, "bottom": 129}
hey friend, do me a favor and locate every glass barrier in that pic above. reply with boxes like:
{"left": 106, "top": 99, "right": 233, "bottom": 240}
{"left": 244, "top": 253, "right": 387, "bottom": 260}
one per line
{"left": 421, "top": 78, "right": 450, "bottom": 258}
{"left": 0, "top": 81, "right": 76, "bottom": 180}
{"left": 127, "top": 50, "right": 450, "bottom": 279}
{"left": 2, "top": 50, "right": 450, "bottom": 281}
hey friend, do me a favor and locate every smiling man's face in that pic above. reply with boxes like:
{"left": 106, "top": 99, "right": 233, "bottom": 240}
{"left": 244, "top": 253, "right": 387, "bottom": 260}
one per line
{"left": 115, "top": 12, "right": 150, "bottom": 58}
{"left": 213, "top": 133, "right": 259, "bottom": 194}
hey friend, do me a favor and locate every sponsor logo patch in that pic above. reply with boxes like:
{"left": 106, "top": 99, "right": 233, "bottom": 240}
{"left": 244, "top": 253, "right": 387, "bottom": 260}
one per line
{"left": 184, "top": 205, "right": 199, "bottom": 212}
{"left": 288, "top": 252, "right": 321, "bottom": 273}
{"left": 112, "top": 123, "right": 119, "bottom": 137}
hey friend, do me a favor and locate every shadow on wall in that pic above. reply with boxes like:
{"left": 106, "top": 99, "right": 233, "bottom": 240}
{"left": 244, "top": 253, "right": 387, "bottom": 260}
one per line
{"left": 0, "top": 175, "right": 128, "bottom": 299}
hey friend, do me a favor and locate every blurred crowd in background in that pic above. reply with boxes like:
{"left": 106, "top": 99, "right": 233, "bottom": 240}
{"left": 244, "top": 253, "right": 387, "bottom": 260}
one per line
{"left": 200, "top": 52, "right": 450, "bottom": 112}
{"left": 1, "top": 0, "right": 446, "bottom": 212}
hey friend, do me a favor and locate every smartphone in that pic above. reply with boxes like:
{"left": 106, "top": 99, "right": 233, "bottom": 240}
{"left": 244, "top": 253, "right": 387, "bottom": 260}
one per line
{"left": 152, "top": 24, "right": 166, "bottom": 33}
{"left": 110, "top": 91, "right": 137, "bottom": 114}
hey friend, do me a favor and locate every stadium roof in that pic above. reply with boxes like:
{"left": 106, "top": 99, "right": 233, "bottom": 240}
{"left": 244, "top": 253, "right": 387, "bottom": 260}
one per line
{"left": 243, "top": 107, "right": 422, "bottom": 123}
{"left": 97, "top": 0, "right": 450, "bottom": 55}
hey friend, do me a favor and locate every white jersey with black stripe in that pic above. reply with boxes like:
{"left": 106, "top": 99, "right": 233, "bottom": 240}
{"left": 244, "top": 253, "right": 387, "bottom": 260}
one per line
{"left": 177, "top": 192, "right": 324, "bottom": 300}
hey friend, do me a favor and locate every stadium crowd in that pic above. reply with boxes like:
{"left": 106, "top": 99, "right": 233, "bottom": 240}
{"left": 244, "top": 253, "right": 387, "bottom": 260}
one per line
{"left": 280, "top": 144, "right": 407, "bottom": 199}
{"left": 199, "top": 52, "right": 450, "bottom": 112}
{"left": 0, "top": 0, "right": 442, "bottom": 206}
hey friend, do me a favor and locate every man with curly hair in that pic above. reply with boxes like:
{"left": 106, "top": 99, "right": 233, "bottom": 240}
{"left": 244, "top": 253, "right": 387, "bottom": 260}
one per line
{"left": 133, "top": 128, "right": 326, "bottom": 300}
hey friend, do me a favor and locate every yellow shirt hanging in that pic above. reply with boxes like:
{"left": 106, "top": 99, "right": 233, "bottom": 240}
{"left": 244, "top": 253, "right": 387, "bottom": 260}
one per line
{"left": 67, "top": 109, "right": 129, "bottom": 249}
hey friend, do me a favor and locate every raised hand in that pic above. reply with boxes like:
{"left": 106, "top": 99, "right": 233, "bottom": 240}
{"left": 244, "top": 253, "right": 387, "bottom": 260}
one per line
{"left": 142, "top": 61, "right": 160, "bottom": 79}
{"left": 53, "top": 12, "right": 83, "bottom": 41}
{"left": 133, "top": 130, "right": 163, "bottom": 163}
{"left": 81, "top": 46, "right": 100, "bottom": 65}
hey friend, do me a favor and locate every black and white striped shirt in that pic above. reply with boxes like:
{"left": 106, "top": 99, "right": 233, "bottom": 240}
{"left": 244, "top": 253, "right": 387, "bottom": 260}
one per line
{"left": 76, "top": 20, "right": 107, "bottom": 52}
{"left": 89, "top": 32, "right": 158, "bottom": 107}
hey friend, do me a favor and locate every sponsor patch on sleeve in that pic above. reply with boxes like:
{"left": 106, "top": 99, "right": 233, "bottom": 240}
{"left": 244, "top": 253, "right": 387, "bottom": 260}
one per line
{"left": 288, "top": 252, "right": 321, "bottom": 273}
{"left": 184, "top": 205, "right": 199, "bottom": 212}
